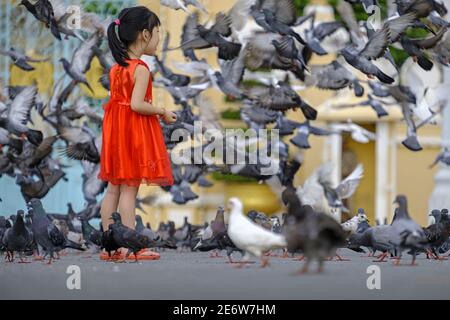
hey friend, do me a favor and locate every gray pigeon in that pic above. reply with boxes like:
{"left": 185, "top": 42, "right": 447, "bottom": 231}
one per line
{"left": 27, "top": 198, "right": 85, "bottom": 264}
{"left": 389, "top": 195, "right": 428, "bottom": 265}
{"left": 2, "top": 210, "right": 34, "bottom": 263}
{"left": 429, "top": 147, "right": 450, "bottom": 168}
{"left": 0, "top": 47, "right": 49, "bottom": 71}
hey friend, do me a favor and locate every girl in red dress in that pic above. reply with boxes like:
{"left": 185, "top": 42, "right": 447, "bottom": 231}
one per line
{"left": 97, "top": 6, "right": 177, "bottom": 260}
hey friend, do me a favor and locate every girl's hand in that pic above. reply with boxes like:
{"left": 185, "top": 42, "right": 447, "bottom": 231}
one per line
{"left": 162, "top": 109, "right": 177, "bottom": 124}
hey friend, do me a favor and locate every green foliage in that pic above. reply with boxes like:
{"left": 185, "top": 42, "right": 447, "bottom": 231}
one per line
{"left": 294, "top": 0, "right": 309, "bottom": 16}
{"left": 211, "top": 171, "right": 257, "bottom": 183}
{"left": 221, "top": 108, "right": 241, "bottom": 120}
{"left": 327, "top": 0, "right": 388, "bottom": 22}
{"left": 389, "top": 45, "right": 409, "bottom": 68}
{"left": 82, "top": 0, "right": 131, "bottom": 16}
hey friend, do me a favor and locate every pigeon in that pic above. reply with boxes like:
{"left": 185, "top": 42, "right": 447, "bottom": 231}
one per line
{"left": 0, "top": 47, "right": 49, "bottom": 71}
{"left": 227, "top": 197, "right": 287, "bottom": 267}
{"left": 307, "top": 61, "right": 364, "bottom": 97}
{"left": 342, "top": 208, "right": 369, "bottom": 233}
{"left": 20, "top": 0, "right": 62, "bottom": 40}
{"left": 2, "top": 210, "right": 34, "bottom": 262}
{"left": 174, "top": 12, "right": 242, "bottom": 61}
{"left": 346, "top": 220, "right": 376, "bottom": 256}
{"left": 79, "top": 215, "right": 102, "bottom": 248}
{"left": 160, "top": 0, "right": 190, "bottom": 12}
{"left": 60, "top": 33, "right": 100, "bottom": 93}
{"left": 400, "top": 27, "right": 447, "bottom": 71}
{"left": 271, "top": 36, "right": 308, "bottom": 68}
{"left": 418, "top": 209, "right": 450, "bottom": 259}
{"left": 255, "top": 77, "right": 317, "bottom": 120}
{"left": 260, "top": 8, "right": 306, "bottom": 45}
{"left": 334, "top": 94, "right": 389, "bottom": 118}
{"left": 396, "top": 0, "right": 448, "bottom": 20}
{"left": 388, "top": 195, "right": 428, "bottom": 265}
{"left": 283, "top": 195, "right": 347, "bottom": 273}
{"left": 429, "top": 147, "right": 450, "bottom": 168}
{"left": 135, "top": 215, "right": 160, "bottom": 243}
{"left": 318, "top": 163, "right": 364, "bottom": 212}
{"left": 27, "top": 198, "right": 85, "bottom": 264}
{"left": 0, "top": 85, "right": 43, "bottom": 146}
{"left": 304, "top": 15, "right": 342, "bottom": 55}
{"left": 331, "top": 121, "right": 376, "bottom": 143}
{"left": 339, "top": 12, "right": 415, "bottom": 82}
{"left": 289, "top": 120, "right": 335, "bottom": 149}
{"left": 195, "top": 231, "right": 244, "bottom": 263}
{"left": 109, "top": 212, "right": 153, "bottom": 262}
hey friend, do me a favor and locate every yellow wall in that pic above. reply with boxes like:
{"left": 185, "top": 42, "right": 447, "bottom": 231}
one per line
{"left": 395, "top": 124, "right": 441, "bottom": 226}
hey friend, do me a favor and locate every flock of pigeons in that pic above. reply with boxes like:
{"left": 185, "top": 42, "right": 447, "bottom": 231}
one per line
{"left": 1, "top": 0, "right": 450, "bottom": 271}
{"left": 1, "top": 184, "right": 450, "bottom": 273}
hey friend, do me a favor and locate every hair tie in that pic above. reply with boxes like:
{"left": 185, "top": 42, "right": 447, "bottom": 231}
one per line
{"left": 114, "top": 18, "right": 121, "bottom": 26}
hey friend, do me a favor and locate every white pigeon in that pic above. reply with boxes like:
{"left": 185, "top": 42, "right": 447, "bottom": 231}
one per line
{"left": 341, "top": 215, "right": 359, "bottom": 233}
{"left": 227, "top": 198, "right": 287, "bottom": 266}
{"left": 341, "top": 209, "right": 369, "bottom": 233}
{"left": 331, "top": 120, "right": 376, "bottom": 143}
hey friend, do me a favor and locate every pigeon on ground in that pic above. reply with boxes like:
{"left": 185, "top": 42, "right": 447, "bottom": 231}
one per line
{"left": 27, "top": 198, "right": 85, "bottom": 264}
{"left": 79, "top": 215, "right": 102, "bottom": 248}
{"left": 109, "top": 212, "right": 153, "bottom": 262}
{"left": 2, "top": 210, "right": 34, "bottom": 262}
{"left": 227, "top": 197, "right": 287, "bottom": 267}
{"left": 283, "top": 195, "right": 347, "bottom": 274}
{"left": 418, "top": 209, "right": 450, "bottom": 259}
{"left": 388, "top": 195, "right": 428, "bottom": 265}
{"left": 196, "top": 231, "right": 244, "bottom": 263}
{"left": 342, "top": 208, "right": 369, "bottom": 233}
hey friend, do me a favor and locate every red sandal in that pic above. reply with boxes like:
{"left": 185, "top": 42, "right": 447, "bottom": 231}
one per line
{"left": 100, "top": 251, "right": 125, "bottom": 261}
{"left": 127, "top": 249, "right": 160, "bottom": 261}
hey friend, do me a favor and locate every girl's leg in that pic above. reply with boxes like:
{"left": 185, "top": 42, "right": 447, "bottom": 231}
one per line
{"left": 100, "top": 182, "right": 121, "bottom": 231}
{"left": 117, "top": 184, "right": 140, "bottom": 229}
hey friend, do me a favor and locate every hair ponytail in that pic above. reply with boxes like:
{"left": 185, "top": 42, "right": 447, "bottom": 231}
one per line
{"left": 107, "top": 6, "right": 161, "bottom": 67}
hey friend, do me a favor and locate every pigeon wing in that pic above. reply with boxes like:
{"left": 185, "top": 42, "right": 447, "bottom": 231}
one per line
{"left": 71, "top": 34, "right": 98, "bottom": 74}
{"left": 229, "top": 0, "right": 255, "bottom": 32}
{"left": 336, "top": 164, "right": 364, "bottom": 199}
{"left": 211, "top": 12, "right": 232, "bottom": 36}
{"left": 9, "top": 86, "right": 36, "bottom": 127}
{"left": 385, "top": 12, "right": 416, "bottom": 43}
{"left": 261, "top": 0, "right": 297, "bottom": 25}
{"left": 409, "top": 26, "right": 447, "bottom": 49}
{"left": 360, "top": 25, "right": 389, "bottom": 60}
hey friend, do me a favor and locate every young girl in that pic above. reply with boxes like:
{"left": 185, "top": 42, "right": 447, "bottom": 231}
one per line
{"left": 97, "top": 6, "right": 177, "bottom": 260}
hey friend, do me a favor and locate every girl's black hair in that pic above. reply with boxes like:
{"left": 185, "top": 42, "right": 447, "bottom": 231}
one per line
{"left": 107, "top": 6, "right": 161, "bottom": 67}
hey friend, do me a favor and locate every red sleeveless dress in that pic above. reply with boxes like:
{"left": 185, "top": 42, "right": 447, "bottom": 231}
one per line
{"left": 97, "top": 58, "right": 174, "bottom": 187}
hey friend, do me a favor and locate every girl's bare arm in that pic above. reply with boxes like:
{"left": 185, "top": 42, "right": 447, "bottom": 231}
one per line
{"left": 130, "top": 65, "right": 165, "bottom": 116}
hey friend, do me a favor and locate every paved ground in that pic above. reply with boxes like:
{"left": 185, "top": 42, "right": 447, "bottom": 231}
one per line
{"left": 1, "top": 249, "right": 450, "bottom": 300}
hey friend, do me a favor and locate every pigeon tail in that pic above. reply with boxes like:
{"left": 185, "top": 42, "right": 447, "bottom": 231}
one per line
{"left": 352, "top": 80, "right": 364, "bottom": 97}
{"left": 402, "top": 136, "right": 423, "bottom": 152}
{"left": 290, "top": 133, "right": 311, "bottom": 149}
{"left": 64, "top": 239, "right": 86, "bottom": 251}
{"left": 25, "top": 129, "right": 43, "bottom": 146}
{"left": 375, "top": 70, "right": 395, "bottom": 84}
{"left": 300, "top": 102, "right": 318, "bottom": 120}
{"left": 417, "top": 55, "right": 433, "bottom": 71}
{"left": 50, "top": 20, "right": 62, "bottom": 41}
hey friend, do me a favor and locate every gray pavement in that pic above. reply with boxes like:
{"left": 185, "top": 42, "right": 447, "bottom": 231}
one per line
{"left": 1, "top": 250, "right": 450, "bottom": 299}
